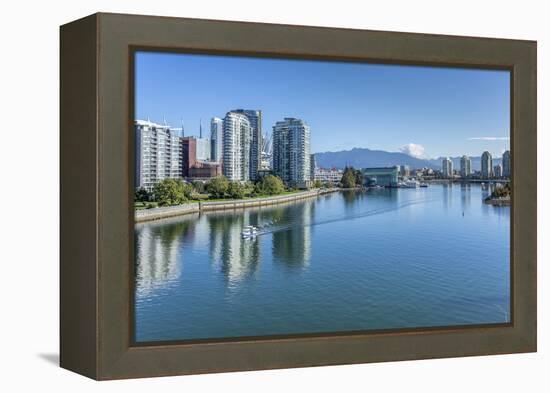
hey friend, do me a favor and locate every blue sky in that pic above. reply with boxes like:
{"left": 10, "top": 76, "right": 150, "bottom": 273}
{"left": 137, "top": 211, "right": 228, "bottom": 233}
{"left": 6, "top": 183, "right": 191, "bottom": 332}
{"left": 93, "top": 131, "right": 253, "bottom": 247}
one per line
{"left": 135, "top": 51, "right": 510, "bottom": 158}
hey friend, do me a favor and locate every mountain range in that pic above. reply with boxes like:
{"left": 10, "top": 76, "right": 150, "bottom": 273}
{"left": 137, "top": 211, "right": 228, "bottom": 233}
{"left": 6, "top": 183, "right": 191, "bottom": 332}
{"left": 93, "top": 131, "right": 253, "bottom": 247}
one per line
{"left": 313, "top": 148, "right": 502, "bottom": 171}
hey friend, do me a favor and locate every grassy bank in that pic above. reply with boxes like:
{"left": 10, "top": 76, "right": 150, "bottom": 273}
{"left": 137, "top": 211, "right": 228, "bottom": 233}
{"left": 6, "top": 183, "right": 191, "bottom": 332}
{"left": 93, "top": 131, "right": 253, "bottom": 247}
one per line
{"left": 134, "top": 189, "right": 305, "bottom": 210}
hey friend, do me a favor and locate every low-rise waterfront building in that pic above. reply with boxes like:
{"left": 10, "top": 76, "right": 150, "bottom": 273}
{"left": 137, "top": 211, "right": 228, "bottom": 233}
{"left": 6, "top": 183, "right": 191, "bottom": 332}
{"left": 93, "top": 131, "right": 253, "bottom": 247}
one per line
{"left": 188, "top": 161, "right": 222, "bottom": 180}
{"left": 314, "top": 167, "right": 343, "bottom": 184}
{"left": 182, "top": 135, "right": 221, "bottom": 180}
{"left": 362, "top": 167, "right": 399, "bottom": 187}
{"left": 182, "top": 136, "right": 197, "bottom": 178}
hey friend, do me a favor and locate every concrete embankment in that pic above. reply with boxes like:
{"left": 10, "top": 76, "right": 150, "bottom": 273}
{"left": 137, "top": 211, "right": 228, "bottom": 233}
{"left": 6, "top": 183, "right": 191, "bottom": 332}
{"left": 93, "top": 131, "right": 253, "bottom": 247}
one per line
{"left": 135, "top": 188, "right": 338, "bottom": 223}
{"left": 135, "top": 203, "right": 200, "bottom": 222}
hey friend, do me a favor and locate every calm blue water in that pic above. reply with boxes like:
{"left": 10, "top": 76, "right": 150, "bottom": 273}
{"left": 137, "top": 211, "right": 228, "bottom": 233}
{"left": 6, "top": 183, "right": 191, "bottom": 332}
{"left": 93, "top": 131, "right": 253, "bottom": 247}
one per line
{"left": 134, "top": 184, "right": 510, "bottom": 342}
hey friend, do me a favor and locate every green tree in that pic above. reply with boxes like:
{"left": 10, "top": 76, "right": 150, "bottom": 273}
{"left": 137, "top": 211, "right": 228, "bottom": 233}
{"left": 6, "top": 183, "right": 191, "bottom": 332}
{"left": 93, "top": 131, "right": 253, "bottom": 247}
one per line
{"left": 354, "top": 170, "right": 364, "bottom": 187}
{"left": 243, "top": 181, "right": 256, "bottom": 197}
{"left": 313, "top": 180, "right": 323, "bottom": 189}
{"left": 192, "top": 180, "right": 206, "bottom": 194}
{"left": 257, "top": 175, "right": 285, "bottom": 195}
{"left": 182, "top": 182, "right": 194, "bottom": 199}
{"left": 228, "top": 181, "right": 245, "bottom": 199}
{"left": 152, "top": 178, "right": 188, "bottom": 206}
{"left": 341, "top": 167, "right": 356, "bottom": 188}
{"left": 206, "top": 175, "right": 229, "bottom": 198}
{"left": 134, "top": 187, "right": 150, "bottom": 202}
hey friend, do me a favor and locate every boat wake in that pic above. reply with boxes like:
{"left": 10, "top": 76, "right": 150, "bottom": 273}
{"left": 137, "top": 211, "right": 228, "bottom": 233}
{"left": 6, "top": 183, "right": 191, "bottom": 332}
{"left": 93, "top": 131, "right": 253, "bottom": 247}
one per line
{"left": 253, "top": 197, "right": 438, "bottom": 237}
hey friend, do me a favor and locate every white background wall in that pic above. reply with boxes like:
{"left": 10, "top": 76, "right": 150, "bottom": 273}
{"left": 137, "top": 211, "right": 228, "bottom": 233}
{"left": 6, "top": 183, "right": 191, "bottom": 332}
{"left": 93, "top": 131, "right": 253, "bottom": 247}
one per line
{"left": 0, "top": 0, "right": 546, "bottom": 391}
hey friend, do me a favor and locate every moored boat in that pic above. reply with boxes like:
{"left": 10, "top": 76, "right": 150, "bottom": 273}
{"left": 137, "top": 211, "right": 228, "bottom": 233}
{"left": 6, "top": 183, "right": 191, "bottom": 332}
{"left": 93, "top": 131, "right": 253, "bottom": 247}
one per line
{"left": 402, "top": 180, "right": 419, "bottom": 188}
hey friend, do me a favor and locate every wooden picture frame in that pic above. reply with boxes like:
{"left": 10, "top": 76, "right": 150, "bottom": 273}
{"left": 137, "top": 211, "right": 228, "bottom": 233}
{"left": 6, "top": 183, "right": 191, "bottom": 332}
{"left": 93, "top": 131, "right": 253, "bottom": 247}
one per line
{"left": 60, "top": 12, "right": 536, "bottom": 380}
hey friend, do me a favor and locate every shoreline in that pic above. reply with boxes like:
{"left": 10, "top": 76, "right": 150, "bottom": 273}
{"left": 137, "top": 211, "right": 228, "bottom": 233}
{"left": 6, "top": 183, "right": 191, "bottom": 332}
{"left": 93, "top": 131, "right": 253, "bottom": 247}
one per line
{"left": 484, "top": 197, "right": 511, "bottom": 206}
{"left": 425, "top": 179, "right": 510, "bottom": 184}
{"left": 135, "top": 188, "right": 339, "bottom": 223}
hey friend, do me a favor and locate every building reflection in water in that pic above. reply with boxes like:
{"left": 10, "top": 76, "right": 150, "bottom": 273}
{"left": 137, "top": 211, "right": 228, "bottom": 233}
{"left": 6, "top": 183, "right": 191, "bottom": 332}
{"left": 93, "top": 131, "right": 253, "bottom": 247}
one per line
{"left": 460, "top": 183, "right": 471, "bottom": 210}
{"left": 204, "top": 198, "right": 317, "bottom": 284}
{"left": 272, "top": 199, "right": 313, "bottom": 269}
{"left": 442, "top": 182, "right": 453, "bottom": 210}
{"left": 207, "top": 210, "right": 260, "bottom": 287}
{"left": 134, "top": 214, "right": 197, "bottom": 296}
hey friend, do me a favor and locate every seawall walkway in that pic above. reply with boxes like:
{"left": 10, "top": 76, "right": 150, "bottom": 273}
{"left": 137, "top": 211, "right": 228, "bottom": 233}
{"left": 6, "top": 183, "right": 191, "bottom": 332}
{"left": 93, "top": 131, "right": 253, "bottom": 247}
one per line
{"left": 135, "top": 188, "right": 338, "bottom": 223}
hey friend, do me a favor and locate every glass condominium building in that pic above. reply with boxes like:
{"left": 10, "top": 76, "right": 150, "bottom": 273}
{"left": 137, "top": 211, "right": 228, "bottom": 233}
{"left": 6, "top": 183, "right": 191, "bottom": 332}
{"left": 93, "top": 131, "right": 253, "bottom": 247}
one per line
{"left": 460, "top": 155, "right": 472, "bottom": 178}
{"left": 502, "top": 150, "right": 511, "bottom": 178}
{"left": 442, "top": 157, "right": 453, "bottom": 178}
{"left": 481, "top": 151, "right": 493, "bottom": 178}
{"left": 232, "top": 109, "right": 263, "bottom": 180}
{"left": 135, "top": 119, "right": 183, "bottom": 191}
{"left": 210, "top": 117, "right": 224, "bottom": 163}
{"left": 272, "top": 117, "right": 311, "bottom": 187}
{"left": 222, "top": 112, "right": 252, "bottom": 181}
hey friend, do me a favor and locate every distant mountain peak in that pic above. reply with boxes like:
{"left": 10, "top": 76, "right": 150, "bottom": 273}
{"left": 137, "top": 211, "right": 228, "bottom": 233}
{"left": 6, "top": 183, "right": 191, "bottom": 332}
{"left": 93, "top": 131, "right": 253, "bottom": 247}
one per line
{"left": 313, "top": 148, "right": 504, "bottom": 171}
{"left": 314, "top": 147, "right": 438, "bottom": 170}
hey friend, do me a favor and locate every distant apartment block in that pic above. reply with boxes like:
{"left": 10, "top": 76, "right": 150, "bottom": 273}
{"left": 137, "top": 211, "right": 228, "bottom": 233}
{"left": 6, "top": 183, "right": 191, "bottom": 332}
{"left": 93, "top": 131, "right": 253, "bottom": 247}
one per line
{"left": 195, "top": 137, "right": 211, "bottom": 161}
{"left": 481, "top": 151, "right": 493, "bottom": 178}
{"left": 502, "top": 150, "right": 511, "bottom": 178}
{"left": 272, "top": 118, "right": 311, "bottom": 188}
{"left": 442, "top": 157, "right": 453, "bottom": 178}
{"left": 310, "top": 154, "right": 316, "bottom": 182}
{"left": 460, "top": 155, "right": 472, "bottom": 178}
{"left": 210, "top": 117, "right": 223, "bottom": 163}
{"left": 494, "top": 164, "right": 503, "bottom": 178}
{"left": 400, "top": 165, "right": 410, "bottom": 177}
{"left": 135, "top": 120, "right": 183, "bottom": 191}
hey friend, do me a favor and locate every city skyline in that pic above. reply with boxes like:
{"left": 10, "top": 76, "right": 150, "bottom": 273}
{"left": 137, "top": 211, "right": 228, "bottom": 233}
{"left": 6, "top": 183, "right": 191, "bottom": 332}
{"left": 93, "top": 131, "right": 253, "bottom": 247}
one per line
{"left": 135, "top": 51, "right": 510, "bottom": 158}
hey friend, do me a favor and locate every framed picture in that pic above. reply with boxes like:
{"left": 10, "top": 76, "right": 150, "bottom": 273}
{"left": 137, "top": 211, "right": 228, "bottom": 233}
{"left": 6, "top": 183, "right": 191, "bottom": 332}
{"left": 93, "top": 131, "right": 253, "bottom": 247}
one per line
{"left": 60, "top": 13, "right": 537, "bottom": 380}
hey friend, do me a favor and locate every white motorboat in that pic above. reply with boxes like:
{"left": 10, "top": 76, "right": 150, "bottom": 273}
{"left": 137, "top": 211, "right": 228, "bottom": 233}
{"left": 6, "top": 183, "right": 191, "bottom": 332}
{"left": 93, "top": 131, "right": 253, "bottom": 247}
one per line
{"left": 241, "top": 225, "right": 259, "bottom": 238}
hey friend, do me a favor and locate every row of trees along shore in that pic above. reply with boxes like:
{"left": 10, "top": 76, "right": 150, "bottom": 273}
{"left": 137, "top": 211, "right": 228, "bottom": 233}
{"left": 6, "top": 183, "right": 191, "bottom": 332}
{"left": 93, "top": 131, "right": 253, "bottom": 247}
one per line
{"left": 136, "top": 175, "right": 327, "bottom": 208}
{"left": 135, "top": 168, "right": 364, "bottom": 208}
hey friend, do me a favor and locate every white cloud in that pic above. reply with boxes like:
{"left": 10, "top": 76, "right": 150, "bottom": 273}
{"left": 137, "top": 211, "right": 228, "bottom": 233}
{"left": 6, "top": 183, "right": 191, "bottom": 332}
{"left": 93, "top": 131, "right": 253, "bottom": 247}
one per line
{"left": 399, "top": 143, "right": 425, "bottom": 158}
{"left": 468, "top": 136, "right": 510, "bottom": 141}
